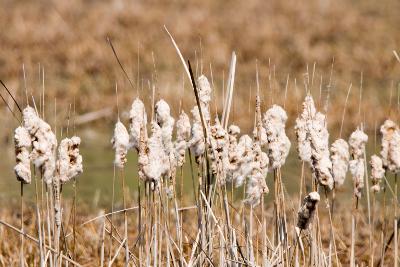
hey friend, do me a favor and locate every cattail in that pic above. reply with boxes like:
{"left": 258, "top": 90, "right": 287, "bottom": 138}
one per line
{"left": 155, "top": 99, "right": 175, "bottom": 153}
{"left": 174, "top": 111, "right": 191, "bottom": 167}
{"left": 349, "top": 128, "right": 368, "bottom": 198}
{"left": 370, "top": 154, "right": 384, "bottom": 193}
{"left": 294, "top": 95, "right": 316, "bottom": 162}
{"left": 309, "top": 112, "right": 334, "bottom": 190}
{"left": 23, "top": 106, "right": 57, "bottom": 185}
{"left": 141, "top": 122, "right": 169, "bottom": 189}
{"left": 57, "top": 136, "right": 83, "bottom": 184}
{"left": 197, "top": 75, "right": 212, "bottom": 124}
{"left": 263, "top": 104, "right": 291, "bottom": 169}
{"left": 330, "top": 138, "right": 350, "bottom": 186}
{"left": 111, "top": 121, "right": 130, "bottom": 169}
{"left": 209, "top": 118, "right": 230, "bottom": 185}
{"left": 129, "top": 98, "right": 147, "bottom": 151}
{"left": 243, "top": 171, "right": 268, "bottom": 206}
{"left": 188, "top": 106, "right": 205, "bottom": 163}
{"left": 155, "top": 99, "right": 175, "bottom": 178}
{"left": 254, "top": 94, "right": 268, "bottom": 146}
{"left": 243, "top": 140, "right": 269, "bottom": 206}
{"left": 138, "top": 124, "right": 148, "bottom": 183}
{"left": 380, "top": 119, "right": 400, "bottom": 173}
{"left": 297, "top": 191, "right": 320, "bottom": 230}
{"left": 14, "top": 126, "right": 32, "bottom": 184}
{"left": 232, "top": 134, "right": 254, "bottom": 187}
{"left": 226, "top": 125, "right": 240, "bottom": 182}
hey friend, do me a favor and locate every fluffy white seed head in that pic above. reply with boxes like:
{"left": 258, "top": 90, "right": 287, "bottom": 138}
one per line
{"left": 22, "top": 106, "right": 41, "bottom": 133}
{"left": 129, "top": 98, "right": 147, "bottom": 151}
{"left": 349, "top": 128, "right": 368, "bottom": 160}
{"left": 228, "top": 125, "right": 240, "bottom": 136}
{"left": 23, "top": 106, "right": 57, "bottom": 185}
{"left": 176, "top": 111, "right": 191, "bottom": 141}
{"left": 348, "top": 127, "right": 368, "bottom": 198}
{"left": 174, "top": 111, "right": 191, "bottom": 167}
{"left": 263, "top": 104, "right": 291, "bottom": 169}
{"left": 297, "top": 191, "right": 320, "bottom": 230}
{"left": 155, "top": 99, "right": 175, "bottom": 153}
{"left": 141, "top": 122, "right": 169, "bottom": 189}
{"left": 233, "top": 135, "right": 253, "bottom": 187}
{"left": 14, "top": 126, "right": 32, "bottom": 184}
{"left": 349, "top": 159, "right": 364, "bottom": 198}
{"left": 243, "top": 171, "right": 268, "bottom": 206}
{"left": 294, "top": 95, "right": 316, "bottom": 162}
{"left": 380, "top": 119, "right": 400, "bottom": 173}
{"left": 209, "top": 118, "right": 230, "bottom": 185}
{"left": 111, "top": 121, "right": 130, "bottom": 168}
{"left": 226, "top": 125, "right": 241, "bottom": 182}
{"left": 309, "top": 112, "right": 334, "bottom": 190}
{"left": 243, "top": 141, "right": 269, "bottom": 206}
{"left": 57, "top": 136, "right": 83, "bottom": 184}
{"left": 155, "top": 99, "right": 175, "bottom": 179}
{"left": 330, "top": 138, "right": 349, "bottom": 186}
{"left": 189, "top": 106, "right": 205, "bottom": 163}
{"left": 370, "top": 154, "right": 384, "bottom": 193}
{"left": 197, "top": 75, "right": 212, "bottom": 123}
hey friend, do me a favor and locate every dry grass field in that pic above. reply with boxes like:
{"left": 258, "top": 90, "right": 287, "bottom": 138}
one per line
{"left": 0, "top": 0, "right": 400, "bottom": 266}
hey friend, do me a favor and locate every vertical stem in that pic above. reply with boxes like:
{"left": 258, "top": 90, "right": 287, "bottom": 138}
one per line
{"left": 20, "top": 182, "right": 24, "bottom": 267}
{"left": 53, "top": 172, "right": 60, "bottom": 267}
{"left": 395, "top": 174, "right": 398, "bottom": 267}
{"left": 73, "top": 178, "right": 77, "bottom": 261}
{"left": 121, "top": 170, "right": 129, "bottom": 267}
{"left": 381, "top": 178, "right": 387, "bottom": 267}
{"left": 261, "top": 194, "right": 266, "bottom": 266}
{"left": 108, "top": 166, "right": 116, "bottom": 263}
{"left": 100, "top": 215, "right": 106, "bottom": 267}
{"left": 371, "top": 193, "right": 376, "bottom": 267}
{"left": 350, "top": 197, "right": 357, "bottom": 267}
{"left": 35, "top": 171, "right": 45, "bottom": 267}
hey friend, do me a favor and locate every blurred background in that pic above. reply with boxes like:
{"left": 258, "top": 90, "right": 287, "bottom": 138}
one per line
{"left": 0, "top": 0, "right": 399, "bottom": 207}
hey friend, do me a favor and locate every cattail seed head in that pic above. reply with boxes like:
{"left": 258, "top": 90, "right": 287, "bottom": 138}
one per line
{"left": 14, "top": 126, "right": 32, "bottom": 184}
{"left": 243, "top": 171, "right": 268, "bottom": 206}
{"left": 209, "top": 118, "right": 229, "bottom": 185}
{"left": 197, "top": 75, "right": 212, "bottom": 124}
{"left": 309, "top": 112, "right": 334, "bottom": 190}
{"left": 232, "top": 134, "right": 253, "bottom": 187}
{"left": 243, "top": 140, "right": 269, "bottom": 206}
{"left": 370, "top": 154, "right": 384, "bottom": 193}
{"left": 189, "top": 106, "right": 205, "bottom": 163}
{"left": 349, "top": 127, "right": 368, "bottom": 198}
{"left": 141, "top": 122, "right": 169, "bottom": 189}
{"left": 175, "top": 111, "right": 191, "bottom": 167}
{"left": 226, "top": 125, "right": 241, "bottom": 183}
{"left": 380, "top": 119, "right": 400, "bottom": 173}
{"left": 349, "top": 128, "right": 368, "bottom": 159}
{"left": 297, "top": 191, "right": 320, "bottom": 230}
{"left": 294, "top": 95, "right": 316, "bottom": 162}
{"left": 23, "top": 106, "right": 57, "bottom": 185}
{"left": 330, "top": 138, "right": 350, "bottom": 186}
{"left": 155, "top": 99, "right": 175, "bottom": 178}
{"left": 57, "top": 136, "right": 83, "bottom": 184}
{"left": 129, "top": 98, "right": 147, "bottom": 151}
{"left": 263, "top": 104, "right": 291, "bottom": 169}
{"left": 111, "top": 121, "right": 130, "bottom": 168}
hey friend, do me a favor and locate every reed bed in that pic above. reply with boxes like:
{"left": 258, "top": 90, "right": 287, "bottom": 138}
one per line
{"left": 0, "top": 36, "right": 399, "bottom": 267}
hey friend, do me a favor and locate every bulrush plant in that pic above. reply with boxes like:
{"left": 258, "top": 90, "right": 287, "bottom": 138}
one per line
{"left": 379, "top": 119, "right": 400, "bottom": 266}
{"left": 13, "top": 125, "right": 31, "bottom": 266}
{"left": 3, "top": 46, "right": 400, "bottom": 267}
{"left": 348, "top": 126, "right": 368, "bottom": 267}
{"left": 9, "top": 103, "right": 84, "bottom": 266}
{"left": 330, "top": 138, "right": 350, "bottom": 187}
